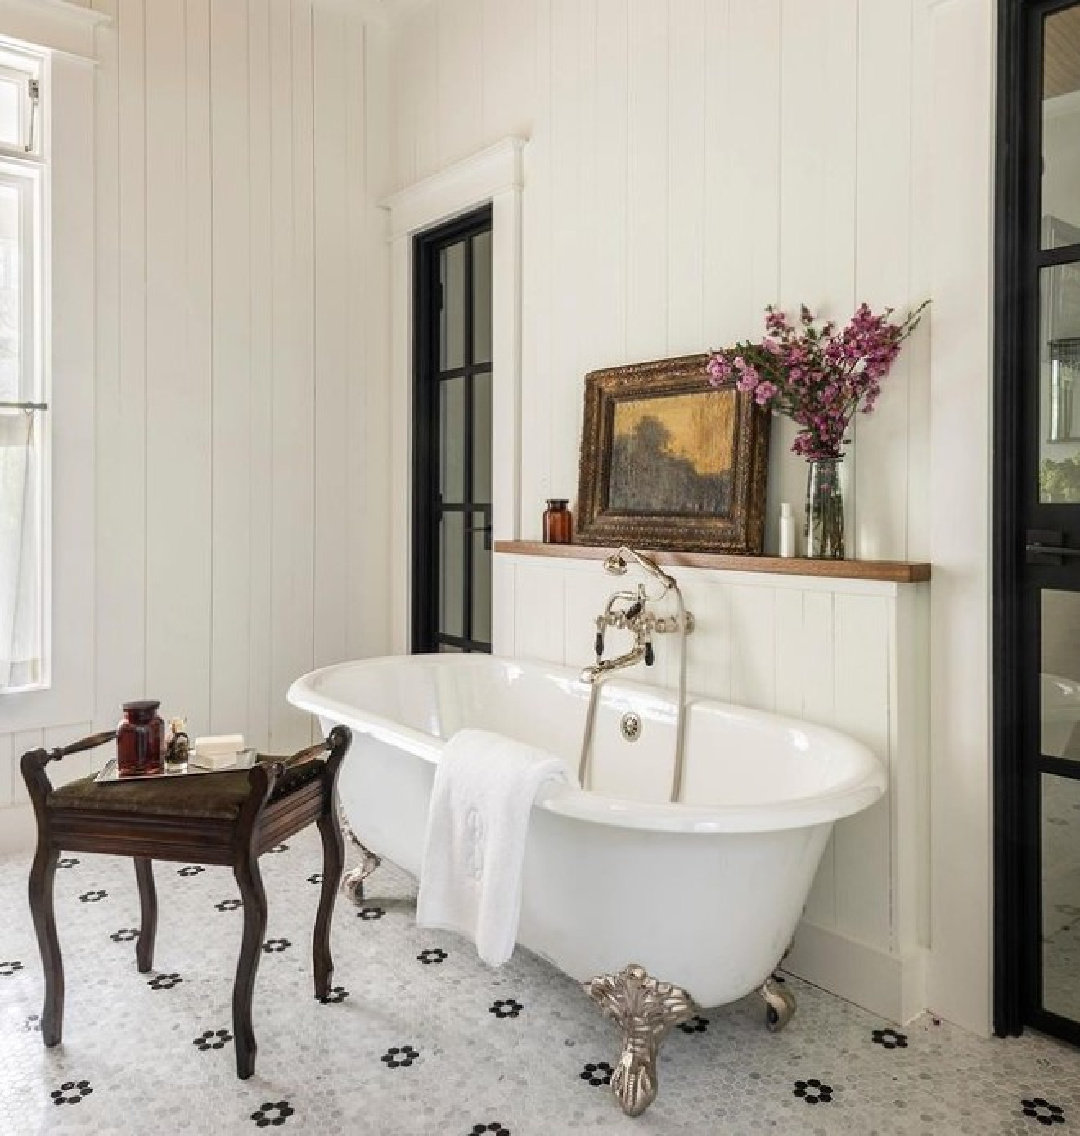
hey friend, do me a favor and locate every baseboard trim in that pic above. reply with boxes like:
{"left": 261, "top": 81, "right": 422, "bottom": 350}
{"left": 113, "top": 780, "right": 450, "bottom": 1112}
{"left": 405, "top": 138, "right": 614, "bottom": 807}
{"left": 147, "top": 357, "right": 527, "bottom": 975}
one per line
{"left": 786, "top": 921, "right": 927, "bottom": 1025}
{"left": 0, "top": 804, "right": 35, "bottom": 857}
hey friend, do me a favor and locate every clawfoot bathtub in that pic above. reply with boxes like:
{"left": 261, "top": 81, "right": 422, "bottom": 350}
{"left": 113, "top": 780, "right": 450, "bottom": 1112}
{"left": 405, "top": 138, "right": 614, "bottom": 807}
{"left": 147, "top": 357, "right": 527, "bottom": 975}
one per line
{"left": 288, "top": 654, "right": 886, "bottom": 1116}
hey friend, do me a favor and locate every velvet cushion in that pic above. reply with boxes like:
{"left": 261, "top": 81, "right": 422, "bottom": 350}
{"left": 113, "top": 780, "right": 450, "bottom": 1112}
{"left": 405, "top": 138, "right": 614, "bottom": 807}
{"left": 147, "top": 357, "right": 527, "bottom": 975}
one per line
{"left": 47, "top": 757, "right": 325, "bottom": 821}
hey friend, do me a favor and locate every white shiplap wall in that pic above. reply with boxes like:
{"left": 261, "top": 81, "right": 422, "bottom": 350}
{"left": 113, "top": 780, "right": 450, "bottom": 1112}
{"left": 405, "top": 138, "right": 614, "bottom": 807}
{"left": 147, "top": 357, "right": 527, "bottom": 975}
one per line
{"left": 389, "top": 0, "right": 931, "bottom": 564}
{"left": 91, "top": 0, "right": 390, "bottom": 750}
{"left": 0, "top": 0, "right": 392, "bottom": 835}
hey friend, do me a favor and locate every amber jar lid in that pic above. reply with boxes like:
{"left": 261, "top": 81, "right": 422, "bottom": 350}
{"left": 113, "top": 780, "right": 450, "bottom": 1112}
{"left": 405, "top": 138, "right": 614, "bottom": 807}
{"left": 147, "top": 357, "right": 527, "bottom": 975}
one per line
{"left": 545, "top": 498, "right": 569, "bottom": 508}
{"left": 122, "top": 699, "right": 161, "bottom": 714}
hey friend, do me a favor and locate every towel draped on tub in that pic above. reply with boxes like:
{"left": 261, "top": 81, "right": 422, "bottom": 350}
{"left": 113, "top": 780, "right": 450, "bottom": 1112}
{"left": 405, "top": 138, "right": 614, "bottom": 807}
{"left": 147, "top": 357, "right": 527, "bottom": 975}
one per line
{"left": 416, "top": 727, "right": 572, "bottom": 966}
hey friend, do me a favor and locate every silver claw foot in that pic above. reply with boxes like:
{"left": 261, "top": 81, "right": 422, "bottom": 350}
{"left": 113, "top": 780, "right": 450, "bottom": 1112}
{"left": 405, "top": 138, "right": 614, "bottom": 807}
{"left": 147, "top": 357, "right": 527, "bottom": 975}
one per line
{"left": 583, "top": 962, "right": 697, "bottom": 1117}
{"left": 337, "top": 801, "right": 381, "bottom": 906}
{"left": 761, "top": 975, "right": 796, "bottom": 1032}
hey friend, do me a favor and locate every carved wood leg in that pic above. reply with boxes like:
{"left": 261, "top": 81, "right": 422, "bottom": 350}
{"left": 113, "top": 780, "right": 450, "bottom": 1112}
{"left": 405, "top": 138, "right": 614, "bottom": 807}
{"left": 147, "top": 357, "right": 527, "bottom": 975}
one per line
{"left": 232, "top": 854, "right": 267, "bottom": 1079}
{"left": 28, "top": 844, "right": 62, "bottom": 1047}
{"left": 134, "top": 858, "right": 157, "bottom": 973}
{"left": 314, "top": 806, "right": 344, "bottom": 1001}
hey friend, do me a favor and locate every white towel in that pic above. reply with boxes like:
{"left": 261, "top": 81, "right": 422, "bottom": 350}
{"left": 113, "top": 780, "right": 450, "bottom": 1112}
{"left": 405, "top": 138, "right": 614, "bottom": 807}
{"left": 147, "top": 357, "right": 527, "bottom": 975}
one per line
{"left": 416, "top": 728, "right": 571, "bottom": 966}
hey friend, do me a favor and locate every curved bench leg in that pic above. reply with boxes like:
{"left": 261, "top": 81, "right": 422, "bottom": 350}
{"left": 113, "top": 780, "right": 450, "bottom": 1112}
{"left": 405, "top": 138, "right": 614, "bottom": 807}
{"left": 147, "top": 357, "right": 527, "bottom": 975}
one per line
{"left": 232, "top": 855, "right": 267, "bottom": 1079}
{"left": 28, "top": 845, "right": 63, "bottom": 1046}
{"left": 134, "top": 858, "right": 157, "bottom": 973}
{"left": 314, "top": 807, "right": 344, "bottom": 1001}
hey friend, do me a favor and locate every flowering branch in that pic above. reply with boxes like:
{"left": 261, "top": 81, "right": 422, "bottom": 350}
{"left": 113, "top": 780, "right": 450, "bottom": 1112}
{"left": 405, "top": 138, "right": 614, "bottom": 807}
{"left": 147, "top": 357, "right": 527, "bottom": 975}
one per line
{"left": 707, "top": 300, "right": 929, "bottom": 461}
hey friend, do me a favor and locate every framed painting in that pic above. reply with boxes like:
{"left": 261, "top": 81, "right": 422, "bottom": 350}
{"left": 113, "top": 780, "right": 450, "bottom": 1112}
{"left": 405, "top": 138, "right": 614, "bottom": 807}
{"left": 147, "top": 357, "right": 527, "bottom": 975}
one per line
{"left": 574, "top": 354, "right": 770, "bottom": 553}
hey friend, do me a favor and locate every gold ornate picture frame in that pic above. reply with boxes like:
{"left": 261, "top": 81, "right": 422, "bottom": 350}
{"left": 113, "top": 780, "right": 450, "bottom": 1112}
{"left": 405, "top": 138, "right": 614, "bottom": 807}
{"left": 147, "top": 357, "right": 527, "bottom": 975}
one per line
{"left": 574, "top": 354, "right": 770, "bottom": 554}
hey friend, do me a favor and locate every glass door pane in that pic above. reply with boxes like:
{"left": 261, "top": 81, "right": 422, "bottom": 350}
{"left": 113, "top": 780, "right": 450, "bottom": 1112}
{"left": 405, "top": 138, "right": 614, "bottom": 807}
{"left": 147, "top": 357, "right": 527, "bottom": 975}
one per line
{"left": 1042, "top": 773, "right": 1080, "bottom": 1021}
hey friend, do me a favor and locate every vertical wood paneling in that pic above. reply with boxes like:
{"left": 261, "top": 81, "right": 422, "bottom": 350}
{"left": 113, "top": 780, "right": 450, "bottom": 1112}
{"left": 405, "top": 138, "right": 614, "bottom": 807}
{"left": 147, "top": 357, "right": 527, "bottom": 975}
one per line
{"left": 101, "top": 0, "right": 148, "bottom": 721}
{"left": 729, "top": 585, "right": 776, "bottom": 711}
{"left": 852, "top": 0, "right": 914, "bottom": 561}
{"left": 624, "top": 0, "right": 668, "bottom": 362}
{"left": 832, "top": 593, "right": 892, "bottom": 945}
{"left": 547, "top": 0, "right": 586, "bottom": 501}
{"left": 313, "top": 3, "right": 350, "bottom": 671}
{"left": 438, "top": 0, "right": 484, "bottom": 168}
{"left": 518, "top": 0, "right": 552, "bottom": 531}
{"left": 246, "top": 0, "right": 273, "bottom": 751}
{"left": 481, "top": 0, "right": 534, "bottom": 145}
{"left": 145, "top": 0, "right": 213, "bottom": 727}
{"left": 590, "top": 0, "right": 628, "bottom": 369}
{"left": 666, "top": 0, "right": 705, "bottom": 355}
{"left": 209, "top": 0, "right": 253, "bottom": 734}
{"left": 772, "top": 589, "right": 804, "bottom": 717}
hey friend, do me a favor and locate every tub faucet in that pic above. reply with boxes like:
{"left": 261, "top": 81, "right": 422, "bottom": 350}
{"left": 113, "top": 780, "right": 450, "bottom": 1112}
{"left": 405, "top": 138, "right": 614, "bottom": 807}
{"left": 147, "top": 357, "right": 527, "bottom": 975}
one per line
{"left": 580, "top": 626, "right": 649, "bottom": 685}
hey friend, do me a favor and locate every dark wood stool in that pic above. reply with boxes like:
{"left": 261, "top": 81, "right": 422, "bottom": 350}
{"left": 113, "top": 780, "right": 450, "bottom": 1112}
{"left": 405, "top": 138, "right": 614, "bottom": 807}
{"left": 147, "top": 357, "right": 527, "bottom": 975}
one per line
{"left": 20, "top": 725, "right": 352, "bottom": 1079}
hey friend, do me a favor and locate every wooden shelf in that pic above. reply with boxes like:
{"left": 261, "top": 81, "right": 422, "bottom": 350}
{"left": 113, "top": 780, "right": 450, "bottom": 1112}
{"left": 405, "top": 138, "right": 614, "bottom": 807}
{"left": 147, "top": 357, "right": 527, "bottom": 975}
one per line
{"left": 494, "top": 540, "right": 931, "bottom": 583}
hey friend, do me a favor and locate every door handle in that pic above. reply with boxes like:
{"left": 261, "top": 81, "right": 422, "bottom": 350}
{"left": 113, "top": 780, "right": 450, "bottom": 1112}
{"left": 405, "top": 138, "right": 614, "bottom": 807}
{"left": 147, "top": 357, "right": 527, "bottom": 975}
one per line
{"left": 1026, "top": 529, "right": 1080, "bottom": 564}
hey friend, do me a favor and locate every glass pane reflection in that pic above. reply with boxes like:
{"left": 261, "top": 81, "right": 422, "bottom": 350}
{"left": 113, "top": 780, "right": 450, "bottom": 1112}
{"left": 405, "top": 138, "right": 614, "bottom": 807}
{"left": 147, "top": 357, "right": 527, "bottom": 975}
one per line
{"left": 439, "top": 512, "right": 464, "bottom": 639}
{"left": 1042, "top": 8, "right": 1080, "bottom": 247}
{"left": 1042, "top": 773, "right": 1080, "bottom": 1022}
{"left": 439, "top": 241, "right": 465, "bottom": 370}
{"left": 1042, "top": 590, "right": 1080, "bottom": 761}
{"left": 1038, "top": 264, "right": 1080, "bottom": 500}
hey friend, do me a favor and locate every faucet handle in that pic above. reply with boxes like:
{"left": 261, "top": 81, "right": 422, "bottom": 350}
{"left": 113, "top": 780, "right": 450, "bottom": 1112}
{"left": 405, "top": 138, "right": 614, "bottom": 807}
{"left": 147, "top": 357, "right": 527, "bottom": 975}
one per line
{"left": 644, "top": 639, "right": 655, "bottom": 667}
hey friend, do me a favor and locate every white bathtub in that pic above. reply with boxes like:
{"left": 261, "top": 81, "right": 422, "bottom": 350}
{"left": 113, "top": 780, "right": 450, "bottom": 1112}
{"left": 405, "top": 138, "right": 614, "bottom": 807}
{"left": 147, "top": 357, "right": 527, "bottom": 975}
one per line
{"left": 287, "top": 654, "right": 886, "bottom": 1009}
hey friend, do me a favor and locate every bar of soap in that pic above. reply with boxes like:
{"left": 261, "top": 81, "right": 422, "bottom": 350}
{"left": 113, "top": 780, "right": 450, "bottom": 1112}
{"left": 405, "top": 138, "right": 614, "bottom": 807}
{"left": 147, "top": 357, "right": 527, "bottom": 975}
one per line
{"left": 189, "top": 750, "right": 243, "bottom": 771}
{"left": 193, "top": 733, "right": 245, "bottom": 756}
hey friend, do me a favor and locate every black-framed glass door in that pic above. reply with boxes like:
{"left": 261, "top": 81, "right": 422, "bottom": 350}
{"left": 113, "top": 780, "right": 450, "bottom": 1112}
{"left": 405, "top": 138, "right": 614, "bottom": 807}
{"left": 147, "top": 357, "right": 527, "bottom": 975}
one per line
{"left": 412, "top": 206, "right": 493, "bottom": 654}
{"left": 996, "top": 0, "right": 1080, "bottom": 1046}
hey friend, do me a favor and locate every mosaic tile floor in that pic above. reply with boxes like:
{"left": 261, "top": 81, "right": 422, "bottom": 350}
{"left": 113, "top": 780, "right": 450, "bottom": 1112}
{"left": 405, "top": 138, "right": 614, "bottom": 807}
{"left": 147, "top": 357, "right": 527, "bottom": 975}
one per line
{"left": 2, "top": 829, "right": 1079, "bottom": 1135}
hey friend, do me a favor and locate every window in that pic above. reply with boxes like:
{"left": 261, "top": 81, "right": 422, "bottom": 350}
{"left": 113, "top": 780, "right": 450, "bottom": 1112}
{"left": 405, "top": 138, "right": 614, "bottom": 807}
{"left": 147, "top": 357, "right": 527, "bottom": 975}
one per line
{"left": 0, "top": 42, "right": 45, "bottom": 691}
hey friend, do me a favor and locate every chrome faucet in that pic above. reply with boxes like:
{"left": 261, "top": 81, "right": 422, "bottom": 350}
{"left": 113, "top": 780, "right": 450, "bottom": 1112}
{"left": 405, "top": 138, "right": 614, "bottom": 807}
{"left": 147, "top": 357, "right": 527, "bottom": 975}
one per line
{"left": 577, "top": 547, "right": 694, "bottom": 804}
{"left": 580, "top": 583, "right": 651, "bottom": 685}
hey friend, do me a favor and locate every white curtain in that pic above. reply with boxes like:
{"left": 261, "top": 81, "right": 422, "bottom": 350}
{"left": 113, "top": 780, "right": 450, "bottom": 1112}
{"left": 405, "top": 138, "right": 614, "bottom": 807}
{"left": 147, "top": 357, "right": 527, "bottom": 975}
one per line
{"left": 0, "top": 407, "right": 39, "bottom": 689}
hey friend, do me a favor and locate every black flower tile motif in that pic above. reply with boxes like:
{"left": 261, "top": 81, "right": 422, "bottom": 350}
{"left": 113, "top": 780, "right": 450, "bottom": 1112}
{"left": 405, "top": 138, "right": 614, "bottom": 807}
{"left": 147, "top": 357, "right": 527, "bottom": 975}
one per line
{"left": 78, "top": 890, "right": 107, "bottom": 903}
{"left": 0, "top": 960, "right": 24, "bottom": 977}
{"left": 193, "top": 1028, "right": 233, "bottom": 1051}
{"left": 380, "top": 1045, "right": 420, "bottom": 1069}
{"left": 580, "top": 1062, "right": 614, "bottom": 1087}
{"left": 215, "top": 898, "right": 242, "bottom": 912}
{"left": 110, "top": 929, "right": 138, "bottom": 943}
{"left": 306, "top": 873, "right": 322, "bottom": 885}
{"left": 469, "top": 1125, "right": 510, "bottom": 1136}
{"left": 358, "top": 906, "right": 385, "bottom": 921}
{"left": 268, "top": 843, "right": 289, "bottom": 854}
{"left": 57, "top": 857, "right": 79, "bottom": 869}
{"left": 251, "top": 1100, "right": 294, "bottom": 1127}
{"left": 262, "top": 938, "right": 291, "bottom": 954}
{"left": 1021, "top": 1098, "right": 1065, "bottom": 1126}
{"left": 24, "top": 1013, "right": 40, "bottom": 1032}
{"left": 319, "top": 986, "right": 350, "bottom": 1004}
{"left": 50, "top": 1080, "right": 93, "bottom": 1106}
{"left": 677, "top": 1015, "right": 710, "bottom": 1035}
{"left": 489, "top": 998, "right": 523, "bottom": 1019}
{"left": 177, "top": 865, "right": 205, "bottom": 877}
{"left": 794, "top": 1079, "right": 834, "bottom": 1105}
{"left": 147, "top": 973, "right": 182, "bottom": 991}
{"left": 871, "top": 1027, "right": 908, "bottom": 1050}
{"left": 417, "top": 947, "right": 447, "bottom": 965}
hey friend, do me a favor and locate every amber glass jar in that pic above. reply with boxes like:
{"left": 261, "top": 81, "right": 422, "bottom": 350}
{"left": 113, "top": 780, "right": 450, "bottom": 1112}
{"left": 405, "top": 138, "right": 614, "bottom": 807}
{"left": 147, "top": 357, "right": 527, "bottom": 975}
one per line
{"left": 117, "top": 700, "right": 165, "bottom": 777}
{"left": 543, "top": 499, "right": 573, "bottom": 544}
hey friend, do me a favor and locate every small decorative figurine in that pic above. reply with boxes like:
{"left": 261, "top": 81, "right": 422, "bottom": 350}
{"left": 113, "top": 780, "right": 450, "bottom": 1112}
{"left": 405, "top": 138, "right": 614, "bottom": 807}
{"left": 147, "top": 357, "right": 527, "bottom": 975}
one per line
{"left": 165, "top": 717, "right": 190, "bottom": 772}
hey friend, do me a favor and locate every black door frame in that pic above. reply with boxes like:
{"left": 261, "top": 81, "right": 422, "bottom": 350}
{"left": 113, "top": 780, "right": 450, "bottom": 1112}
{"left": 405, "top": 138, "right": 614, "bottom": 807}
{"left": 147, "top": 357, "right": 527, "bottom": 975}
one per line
{"left": 411, "top": 205, "right": 494, "bottom": 655}
{"left": 993, "top": 0, "right": 1080, "bottom": 1044}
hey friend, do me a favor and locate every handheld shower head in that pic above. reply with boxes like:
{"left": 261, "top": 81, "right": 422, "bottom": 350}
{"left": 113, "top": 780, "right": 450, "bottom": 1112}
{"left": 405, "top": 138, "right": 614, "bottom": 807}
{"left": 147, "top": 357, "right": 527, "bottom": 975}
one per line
{"left": 603, "top": 547, "right": 675, "bottom": 593}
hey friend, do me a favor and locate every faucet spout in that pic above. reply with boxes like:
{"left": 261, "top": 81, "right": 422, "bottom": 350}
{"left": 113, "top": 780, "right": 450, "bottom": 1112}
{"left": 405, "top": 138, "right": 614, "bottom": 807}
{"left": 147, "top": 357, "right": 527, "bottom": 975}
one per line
{"left": 580, "top": 643, "right": 647, "bottom": 685}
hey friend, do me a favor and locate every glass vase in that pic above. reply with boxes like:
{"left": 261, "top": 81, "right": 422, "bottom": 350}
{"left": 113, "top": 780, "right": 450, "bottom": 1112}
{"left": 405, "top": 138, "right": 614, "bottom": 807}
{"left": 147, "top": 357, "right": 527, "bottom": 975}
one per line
{"left": 804, "top": 457, "right": 845, "bottom": 559}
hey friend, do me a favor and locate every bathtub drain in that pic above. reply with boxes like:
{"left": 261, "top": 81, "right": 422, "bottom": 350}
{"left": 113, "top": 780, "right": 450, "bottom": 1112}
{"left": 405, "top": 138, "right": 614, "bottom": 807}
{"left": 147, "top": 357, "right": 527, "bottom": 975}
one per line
{"left": 620, "top": 712, "right": 642, "bottom": 742}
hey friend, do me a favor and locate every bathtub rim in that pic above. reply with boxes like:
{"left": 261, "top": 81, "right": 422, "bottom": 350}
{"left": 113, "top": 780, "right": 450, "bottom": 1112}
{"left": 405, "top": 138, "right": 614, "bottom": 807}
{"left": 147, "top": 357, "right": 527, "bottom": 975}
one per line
{"left": 287, "top": 654, "right": 887, "bottom": 835}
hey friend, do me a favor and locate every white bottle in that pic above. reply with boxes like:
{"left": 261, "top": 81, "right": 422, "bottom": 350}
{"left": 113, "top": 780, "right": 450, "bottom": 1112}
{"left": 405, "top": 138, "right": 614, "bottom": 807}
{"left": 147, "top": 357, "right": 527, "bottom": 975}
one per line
{"left": 779, "top": 502, "right": 795, "bottom": 558}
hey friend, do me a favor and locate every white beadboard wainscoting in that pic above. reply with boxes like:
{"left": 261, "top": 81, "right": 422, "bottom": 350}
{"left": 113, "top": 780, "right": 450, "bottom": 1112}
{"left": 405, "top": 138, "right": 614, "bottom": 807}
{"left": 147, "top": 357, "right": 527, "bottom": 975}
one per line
{"left": 495, "top": 551, "right": 929, "bottom": 1025}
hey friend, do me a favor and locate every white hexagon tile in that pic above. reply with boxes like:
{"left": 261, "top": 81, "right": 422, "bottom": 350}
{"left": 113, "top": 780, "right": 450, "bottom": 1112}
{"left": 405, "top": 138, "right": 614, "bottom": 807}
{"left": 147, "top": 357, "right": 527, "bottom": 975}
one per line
{"left": 1, "top": 829, "right": 1078, "bottom": 1135}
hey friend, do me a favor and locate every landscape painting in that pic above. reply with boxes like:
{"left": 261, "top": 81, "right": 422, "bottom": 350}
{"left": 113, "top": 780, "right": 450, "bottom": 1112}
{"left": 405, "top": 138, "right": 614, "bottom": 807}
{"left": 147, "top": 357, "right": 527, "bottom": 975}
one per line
{"left": 574, "top": 354, "right": 770, "bottom": 554}
{"left": 608, "top": 390, "right": 736, "bottom": 516}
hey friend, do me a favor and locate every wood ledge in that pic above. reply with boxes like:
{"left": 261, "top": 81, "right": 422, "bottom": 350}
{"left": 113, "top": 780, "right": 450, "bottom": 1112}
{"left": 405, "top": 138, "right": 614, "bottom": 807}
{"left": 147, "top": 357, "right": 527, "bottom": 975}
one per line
{"left": 494, "top": 541, "right": 931, "bottom": 583}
